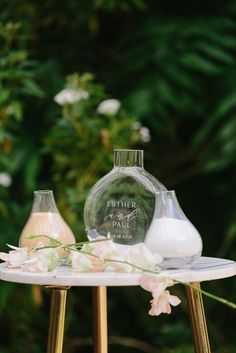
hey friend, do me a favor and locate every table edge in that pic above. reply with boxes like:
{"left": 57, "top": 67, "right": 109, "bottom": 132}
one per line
{"left": 0, "top": 256, "right": 235, "bottom": 287}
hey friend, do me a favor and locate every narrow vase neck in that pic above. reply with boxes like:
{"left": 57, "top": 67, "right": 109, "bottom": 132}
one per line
{"left": 114, "top": 149, "right": 143, "bottom": 168}
{"left": 154, "top": 190, "right": 187, "bottom": 220}
{"left": 31, "top": 190, "right": 58, "bottom": 213}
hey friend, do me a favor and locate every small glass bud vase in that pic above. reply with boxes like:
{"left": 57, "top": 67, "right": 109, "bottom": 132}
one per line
{"left": 145, "top": 190, "right": 203, "bottom": 268}
{"left": 19, "top": 190, "right": 75, "bottom": 250}
{"left": 84, "top": 149, "right": 166, "bottom": 246}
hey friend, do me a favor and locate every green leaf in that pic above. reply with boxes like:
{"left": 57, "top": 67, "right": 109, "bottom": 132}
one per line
{"left": 0, "top": 129, "right": 11, "bottom": 142}
{"left": 193, "top": 92, "right": 236, "bottom": 146}
{"left": 22, "top": 79, "right": 44, "bottom": 97}
{"left": 0, "top": 89, "right": 10, "bottom": 103}
{"left": 195, "top": 42, "right": 234, "bottom": 64}
{"left": 203, "top": 31, "right": 236, "bottom": 49}
{"left": 0, "top": 201, "right": 9, "bottom": 217}
{"left": 11, "top": 100, "right": 23, "bottom": 121}
{"left": 164, "top": 65, "right": 199, "bottom": 91}
{"left": 24, "top": 153, "right": 41, "bottom": 191}
{"left": 181, "top": 53, "right": 221, "bottom": 74}
{"left": 214, "top": 92, "right": 236, "bottom": 118}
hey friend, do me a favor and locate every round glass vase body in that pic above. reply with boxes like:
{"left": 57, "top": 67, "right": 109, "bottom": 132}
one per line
{"left": 144, "top": 190, "right": 203, "bottom": 268}
{"left": 19, "top": 190, "right": 75, "bottom": 250}
{"left": 84, "top": 149, "right": 166, "bottom": 246}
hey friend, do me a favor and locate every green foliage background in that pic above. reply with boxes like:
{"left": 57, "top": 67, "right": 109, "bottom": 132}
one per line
{"left": 0, "top": 1, "right": 235, "bottom": 352}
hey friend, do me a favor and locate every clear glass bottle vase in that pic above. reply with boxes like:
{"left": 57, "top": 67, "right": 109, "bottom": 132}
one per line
{"left": 19, "top": 190, "right": 75, "bottom": 250}
{"left": 145, "top": 190, "right": 203, "bottom": 268}
{"left": 84, "top": 149, "right": 166, "bottom": 245}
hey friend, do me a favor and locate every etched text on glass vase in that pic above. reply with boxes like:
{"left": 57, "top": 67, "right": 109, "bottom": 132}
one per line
{"left": 84, "top": 149, "right": 166, "bottom": 245}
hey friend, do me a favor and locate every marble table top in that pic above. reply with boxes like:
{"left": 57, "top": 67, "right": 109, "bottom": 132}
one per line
{"left": 0, "top": 257, "right": 235, "bottom": 287}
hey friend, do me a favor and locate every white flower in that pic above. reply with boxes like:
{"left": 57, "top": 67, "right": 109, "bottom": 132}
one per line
{"left": 54, "top": 88, "right": 89, "bottom": 105}
{"left": 125, "top": 243, "right": 162, "bottom": 271}
{"left": 139, "top": 126, "right": 151, "bottom": 143}
{"left": 97, "top": 99, "right": 121, "bottom": 116}
{"left": 132, "top": 122, "right": 152, "bottom": 143}
{"left": 0, "top": 172, "right": 12, "bottom": 187}
{"left": 0, "top": 245, "right": 28, "bottom": 268}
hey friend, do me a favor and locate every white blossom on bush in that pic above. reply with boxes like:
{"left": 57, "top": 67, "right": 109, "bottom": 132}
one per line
{"left": 132, "top": 122, "right": 151, "bottom": 143}
{"left": 139, "top": 126, "right": 151, "bottom": 143}
{"left": 0, "top": 172, "right": 12, "bottom": 187}
{"left": 97, "top": 99, "right": 121, "bottom": 116}
{"left": 54, "top": 88, "right": 89, "bottom": 105}
{"left": 132, "top": 121, "right": 142, "bottom": 130}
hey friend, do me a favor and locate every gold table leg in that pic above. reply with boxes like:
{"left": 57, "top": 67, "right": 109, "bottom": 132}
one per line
{"left": 93, "top": 286, "right": 108, "bottom": 353}
{"left": 47, "top": 286, "right": 69, "bottom": 353}
{"left": 186, "top": 282, "right": 211, "bottom": 353}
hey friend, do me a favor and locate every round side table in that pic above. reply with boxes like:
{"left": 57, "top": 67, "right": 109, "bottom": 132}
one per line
{"left": 0, "top": 256, "right": 235, "bottom": 353}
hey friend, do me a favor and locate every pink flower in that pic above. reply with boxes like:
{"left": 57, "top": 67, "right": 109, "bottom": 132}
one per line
{"left": 149, "top": 290, "right": 181, "bottom": 316}
{"left": 0, "top": 245, "right": 60, "bottom": 272}
{"left": 0, "top": 252, "right": 9, "bottom": 262}
{"left": 70, "top": 251, "right": 94, "bottom": 271}
{"left": 22, "top": 248, "right": 60, "bottom": 272}
{"left": 82, "top": 237, "right": 123, "bottom": 263}
{"left": 139, "top": 274, "right": 174, "bottom": 297}
{"left": 103, "top": 261, "right": 128, "bottom": 273}
{"left": 139, "top": 274, "right": 181, "bottom": 316}
{"left": 22, "top": 259, "right": 39, "bottom": 272}
{"left": 69, "top": 248, "right": 104, "bottom": 272}
{"left": 80, "top": 240, "right": 162, "bottom": 273}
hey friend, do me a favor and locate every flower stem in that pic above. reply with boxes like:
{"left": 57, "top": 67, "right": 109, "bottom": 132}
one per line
{"left": 70, "top": 238, "right": 111, "bottom": 248}
{"left": 77, "top": 249, "right": 160, "bottom": 274}
{"left": 25, "top": 234, "right": 62, "bottom": 246}
{"left": 179, "top": 281, "right": 236, "bottom": 309}
{"left": 104, "top": 258, "right": 160, "bottom": 274}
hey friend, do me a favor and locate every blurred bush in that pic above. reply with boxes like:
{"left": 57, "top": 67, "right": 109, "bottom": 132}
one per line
{"left": 0, "top": 1, "right": 235, "bottom": 352}
{"left": 47, "top": 72, "right": 144, "bottom": 236}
